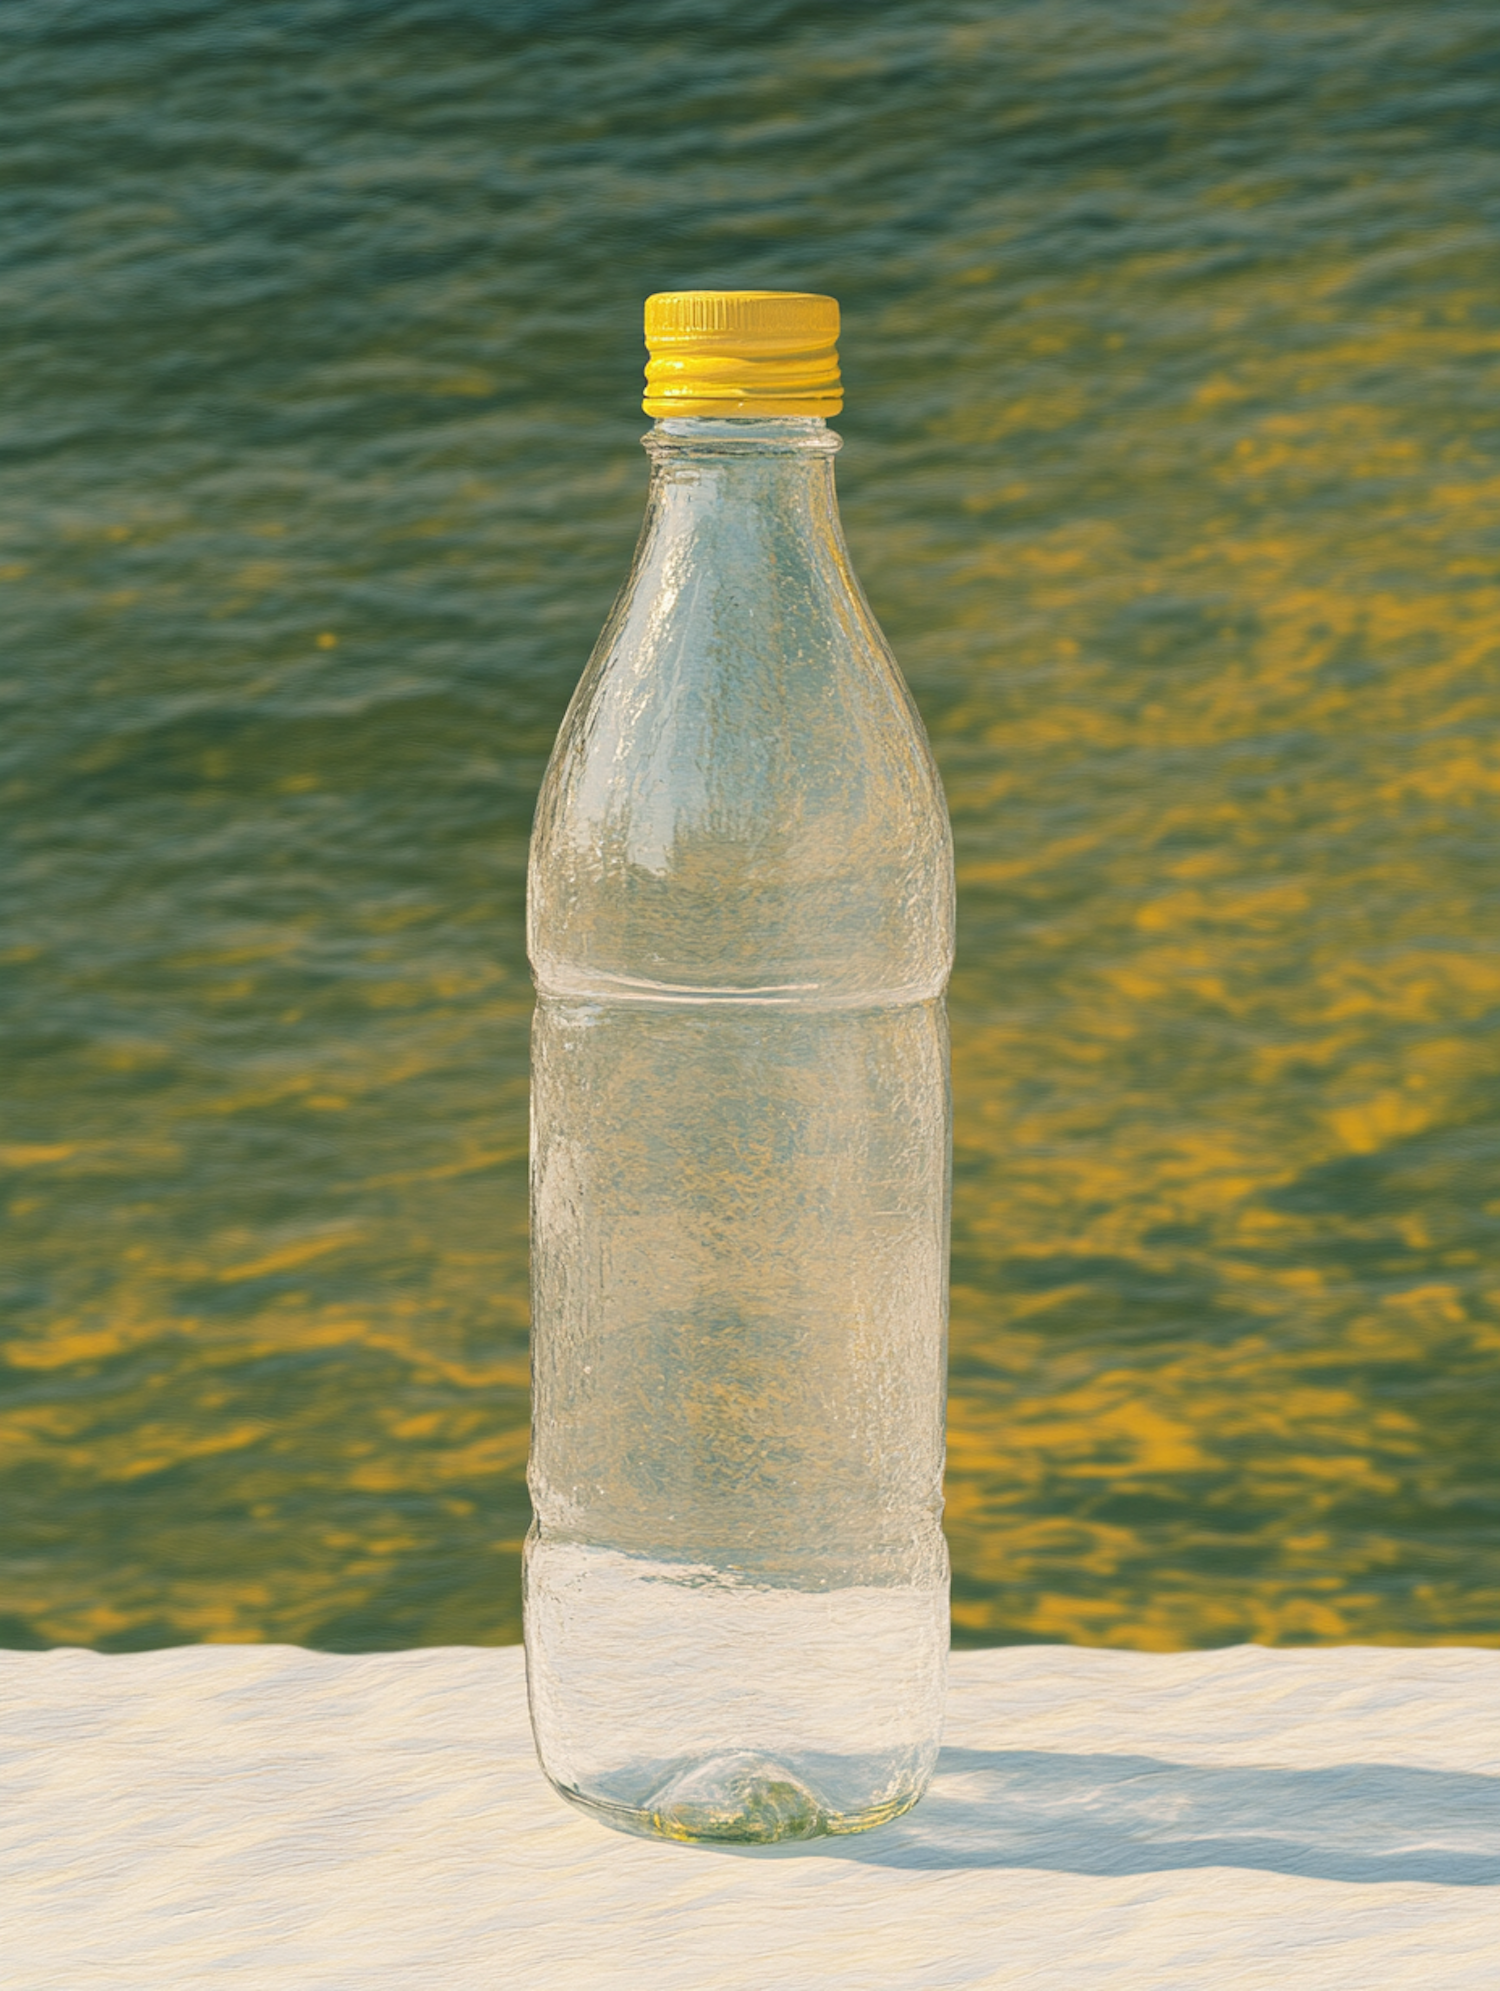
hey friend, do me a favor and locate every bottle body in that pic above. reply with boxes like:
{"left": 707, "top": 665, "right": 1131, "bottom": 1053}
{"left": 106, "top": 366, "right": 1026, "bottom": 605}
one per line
{"left": 525, "top": 417, "right": 953, "bottom": 1843}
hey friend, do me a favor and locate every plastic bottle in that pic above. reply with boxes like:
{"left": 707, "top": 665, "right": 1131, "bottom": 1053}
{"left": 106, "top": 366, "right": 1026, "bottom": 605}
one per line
{"left": 525, "top": 291, "right": 954, "bottom": 1844}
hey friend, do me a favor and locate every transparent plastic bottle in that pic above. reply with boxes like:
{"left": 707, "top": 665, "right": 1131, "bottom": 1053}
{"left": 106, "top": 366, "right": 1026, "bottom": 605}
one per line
{"left": 525, "top": 292, "right": 954, "bottom": 1844}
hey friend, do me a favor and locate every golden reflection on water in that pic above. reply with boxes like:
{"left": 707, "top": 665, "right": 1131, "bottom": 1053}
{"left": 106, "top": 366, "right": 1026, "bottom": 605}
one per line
{"left": 936, "top": 263, "right": 1500, "bottom": 1646}
{"left": 3, "top": 2, "right": 1498, "bottom": 1649}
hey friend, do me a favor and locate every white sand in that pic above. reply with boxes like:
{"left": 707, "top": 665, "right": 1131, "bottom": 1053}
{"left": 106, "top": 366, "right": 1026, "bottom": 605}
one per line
{"left": 3, "top": 1640, "right": 1497, "bottom": 1988}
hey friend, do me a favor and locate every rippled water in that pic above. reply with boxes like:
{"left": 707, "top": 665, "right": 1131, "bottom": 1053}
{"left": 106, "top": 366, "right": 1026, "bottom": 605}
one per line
{"left": 3, "top": 0, "right": 1498, "bottom": 1651}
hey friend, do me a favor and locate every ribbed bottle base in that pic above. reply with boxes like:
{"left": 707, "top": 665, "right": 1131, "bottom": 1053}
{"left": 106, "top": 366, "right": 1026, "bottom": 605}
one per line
{"left": 525, "top": 1540, "right": 947, "bottom": 1847}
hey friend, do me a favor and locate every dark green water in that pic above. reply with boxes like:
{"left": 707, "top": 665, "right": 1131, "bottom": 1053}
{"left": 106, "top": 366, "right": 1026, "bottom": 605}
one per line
{"left": 3, "top": 0, "right": 1498, "bottom": 1651}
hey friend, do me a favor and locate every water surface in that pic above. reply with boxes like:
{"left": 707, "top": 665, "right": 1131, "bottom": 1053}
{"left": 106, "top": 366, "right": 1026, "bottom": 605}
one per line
{"left": 2, "top": 0, "right": 1498, "bottom": 1648}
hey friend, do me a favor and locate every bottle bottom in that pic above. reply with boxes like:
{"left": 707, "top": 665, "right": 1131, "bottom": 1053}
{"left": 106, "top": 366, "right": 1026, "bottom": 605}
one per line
{"left": 550, "top": 1750, "right": 930, "bottom": 1845}
{"left": 524, "top": 1538, "right": 947, "bottom": 1846}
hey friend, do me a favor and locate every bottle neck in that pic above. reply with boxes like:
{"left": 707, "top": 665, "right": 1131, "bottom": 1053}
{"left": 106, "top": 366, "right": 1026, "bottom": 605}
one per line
{"left": 639, "top": 416, "right": 847, "bottom": 570}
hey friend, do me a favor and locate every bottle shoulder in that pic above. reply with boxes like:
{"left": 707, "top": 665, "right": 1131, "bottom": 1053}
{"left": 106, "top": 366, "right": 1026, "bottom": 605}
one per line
{"left": 528, "top": 533, "right": 953, "bottom": 1004}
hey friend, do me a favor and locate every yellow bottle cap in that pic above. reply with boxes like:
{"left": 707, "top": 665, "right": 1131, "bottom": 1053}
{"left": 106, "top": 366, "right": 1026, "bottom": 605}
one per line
{"left": 643, "top": 290, "right": 842, "bottom": 419}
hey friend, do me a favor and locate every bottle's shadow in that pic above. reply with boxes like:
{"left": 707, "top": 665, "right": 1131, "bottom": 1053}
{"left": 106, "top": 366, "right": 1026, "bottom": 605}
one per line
{"left": 809, "top": 1749, "right": 1500, "bottom": 1884}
